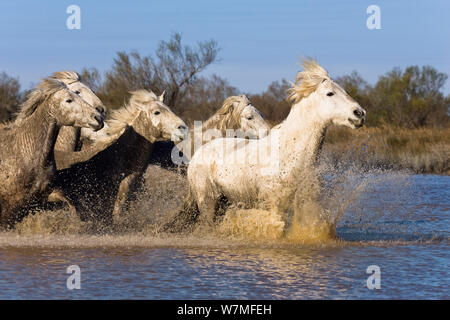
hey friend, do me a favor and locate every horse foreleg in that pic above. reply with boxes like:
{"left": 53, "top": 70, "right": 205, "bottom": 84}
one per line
{"left": 113, "top": 173, "right": 140, "bottom": 223}
{"left": 47, "top": 190, "right": 77, "bottom": 216}
{"left": 195, "top": 192, "right": 218, "bottom": 227}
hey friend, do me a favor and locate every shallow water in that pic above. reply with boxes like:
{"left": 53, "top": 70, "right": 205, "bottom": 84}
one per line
{"left": 0, "top": 174, "right": 448, "bottom": 299}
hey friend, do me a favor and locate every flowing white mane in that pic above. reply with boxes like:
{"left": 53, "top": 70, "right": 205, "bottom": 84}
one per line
{"left": 50, "top": 70, "right": 81, "bottom": 85}
{"left": 287, "top": 58, "right": 330, "bottom": 104}
{"left": 202, "top": 95, "right": 250, "bottom": 131}
{"left": 99, "top": 89, "right": 161, "bottom": 140}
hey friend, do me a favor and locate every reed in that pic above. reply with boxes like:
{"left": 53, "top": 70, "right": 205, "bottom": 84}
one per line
{"left": 321, "top": 126, "right": 450, "bottom": 174}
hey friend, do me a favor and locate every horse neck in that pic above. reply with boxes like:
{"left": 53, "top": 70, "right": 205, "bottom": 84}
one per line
{"left": 200, "top": 114, "right": 221, "bottom": 135}
{"left": 116, "top": 126, "right": 154, "bottom": 169}
{"left": 277, "top": 95, "right": 329, "bottom": 174}
{"left": 56, "top": 126, "right": 81, "bottom": 152}
{"left": 16, "top": 101, "right": 60, "bottom": 168}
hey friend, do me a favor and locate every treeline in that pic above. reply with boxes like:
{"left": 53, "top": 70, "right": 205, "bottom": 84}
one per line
{"left": 336, "top": 68, "right": 449, "bottom": 128}
{"left": 0, "top": 33, "right": 449, "bottom": 128}
{"left": 0, "top": 72, "right": 23, "bottom": 123}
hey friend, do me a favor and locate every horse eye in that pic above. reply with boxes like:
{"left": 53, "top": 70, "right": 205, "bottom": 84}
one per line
{"left": 327, "top": 92, "right": 334, "bottom": 96}
{"left": 66, "top": 99, "right": 73, "bottom": 103}
{"left": 74, "top": 90, "right": 81, "bottom": 95}
{"left": 247, "top": 116, "right": 253, "bottom": 120}
{"left": 154, "top": 111, "right": 161, "bottom": 115}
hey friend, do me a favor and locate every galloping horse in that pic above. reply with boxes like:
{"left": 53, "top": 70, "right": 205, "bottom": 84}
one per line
{"left": 180, "top": 59, "right": 366, "bottom": 227}
{"left": 149, "top": 94, "right": 270, "bottom": 168}
{"left": 53, "top": 90, "right": 188, "bottom": 224}
{"left": 53, "top": 71, "right": 106, "bottom": 152}
{"left": 0, "top": 77, "right": 104, "bottom": 228}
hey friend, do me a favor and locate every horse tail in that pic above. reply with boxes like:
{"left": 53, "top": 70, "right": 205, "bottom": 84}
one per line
{"left": 160, "top": 187, "right": 199, "bottom": 233}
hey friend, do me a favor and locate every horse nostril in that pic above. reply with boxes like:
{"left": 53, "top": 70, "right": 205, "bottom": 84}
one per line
{"left": 96, "top": 106, "right": 105, "bottom": 114}
{"left": 353, "top": 109, "right": 362, "bottom": 118}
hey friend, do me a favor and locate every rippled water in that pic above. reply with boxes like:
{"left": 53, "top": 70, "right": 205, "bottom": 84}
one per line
{"left": 0, "top": 174, "right": 448, "bottom": 299}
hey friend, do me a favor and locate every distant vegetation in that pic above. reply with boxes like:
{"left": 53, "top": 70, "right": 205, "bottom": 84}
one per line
{"left": 0, "top": 72, "right": 22, "bottom": 123}
{"left": 1, "top": 33, "right": 448, "bottom": 173}
{"left": 322, "top": 126, "right": 450, "bottom": 175}
{"left": 336, "top": 68, "right": 449, "bottom": 128}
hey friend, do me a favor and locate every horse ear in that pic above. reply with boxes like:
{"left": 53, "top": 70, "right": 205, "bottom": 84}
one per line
{"left": 159, "top": 90, "right": 165, "bottom": 102}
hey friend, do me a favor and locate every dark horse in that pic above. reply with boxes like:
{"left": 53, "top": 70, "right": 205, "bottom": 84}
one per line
{"left": 52, "top": 90, "right": 188, "bottom": 225}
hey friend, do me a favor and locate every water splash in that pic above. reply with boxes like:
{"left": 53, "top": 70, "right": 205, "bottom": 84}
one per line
{"left": 15, "top": 209, "right": 87, "bottom": 236}
{"left": 4, "top": 161, "right": 428, "bottom": 248}
{"left": 215, "top": 163, "right": 412, "bottom": 244}
{"left": 217, "top": 209, "right": 285, "bottom": 240}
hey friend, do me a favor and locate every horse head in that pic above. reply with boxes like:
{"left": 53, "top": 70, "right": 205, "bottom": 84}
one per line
{"left": 128, "top": 89, "right": 188, "bottom": 143}
{"left": 17, "top": 77, "right": 103, "bottom": 131}
{"left": 49, "top": 79, "right": 104, "bottom": 130}
{"left": 50, "top": 71, "right": 106, "bottom": 117}
{"left": 288, "top": 59, "right": 366, "bottom": 129}
{"left": 219, "top": 94, "right": 270, "bottom": 138}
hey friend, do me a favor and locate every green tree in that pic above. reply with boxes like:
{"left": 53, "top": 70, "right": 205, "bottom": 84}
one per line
{"left": 375, "top": 66, "right": 449, "bottom": 127}
{"left": 337, "top": 67, "right": 449, "bottom": 128}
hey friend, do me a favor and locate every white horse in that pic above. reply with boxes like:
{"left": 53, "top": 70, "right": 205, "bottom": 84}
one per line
{"left": 53, "top": 71, "right": 106, "bottom": 152}
{"left": 170, "top": 94, "right": 270, "bottom": 164}
{"left": 0, "top": 77, "right": 103, "bottom": 227}
{"left": 186, "top": 59, "right": 366, "bottom": 226}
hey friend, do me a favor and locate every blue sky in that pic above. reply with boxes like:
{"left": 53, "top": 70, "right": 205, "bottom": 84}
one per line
{"left": 0, "top": 0, "right": 449, "bottom": 94}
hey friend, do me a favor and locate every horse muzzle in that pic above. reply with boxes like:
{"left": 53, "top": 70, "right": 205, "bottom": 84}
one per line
{"left": 348, "top": 117, "right": 365, "bottom": 128}
{"left": 90, "top": 114, "right": 104, "bottom": 131}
